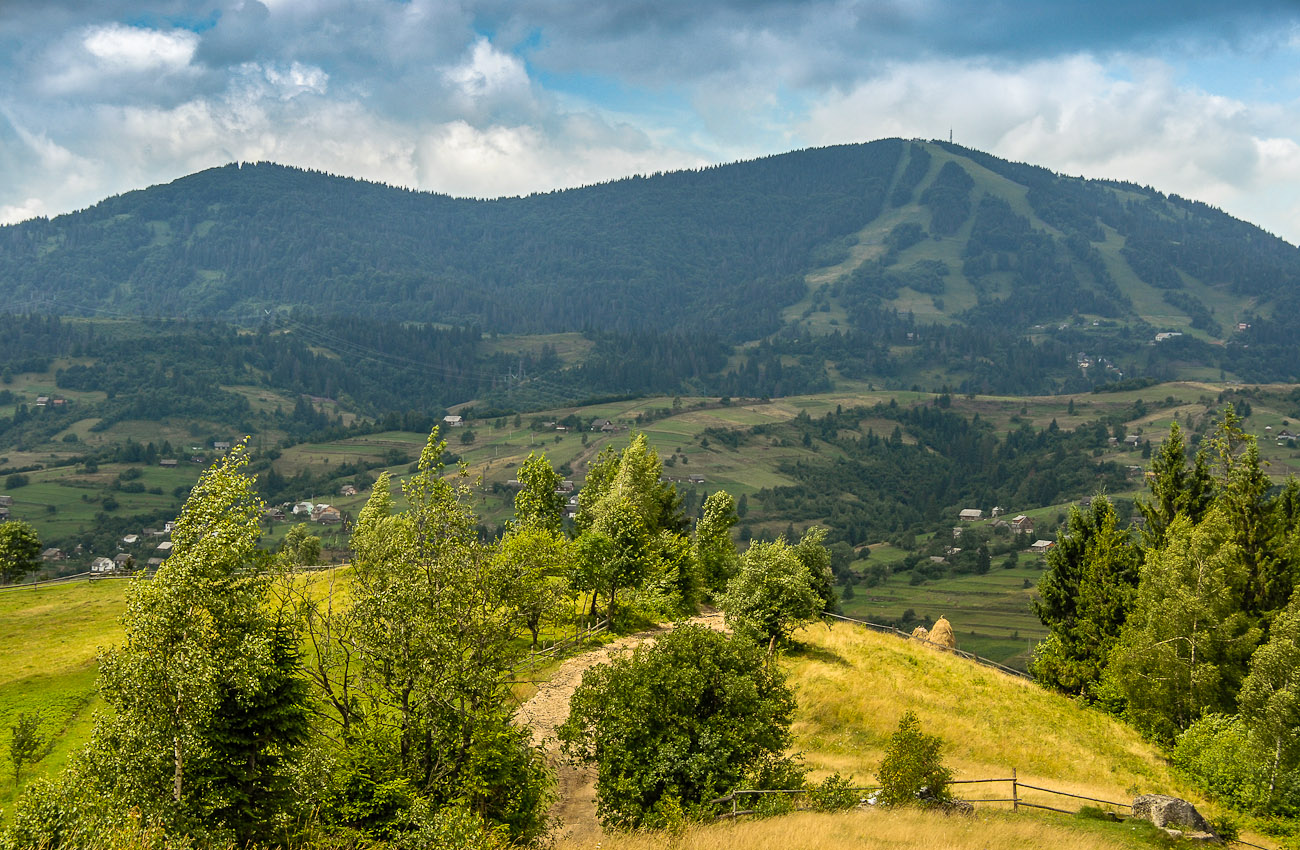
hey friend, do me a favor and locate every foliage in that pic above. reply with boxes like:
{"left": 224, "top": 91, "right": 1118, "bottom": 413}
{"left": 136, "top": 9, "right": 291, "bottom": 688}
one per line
{"left": 1173, "top": 713, "right": 1300, "bottom": 817}
{"left": 719, "top": 535, "right": 826, "bottom": 654}
{"left": 512, "top": 452, "right": 565, "bottom": 534}
{"left": 8, "top": 711, "right": 49, "bottom": 788}
{"left": 1106, "top": 509, "right": 1261, "bottom": 743}
{"left": 1032, "top": 498, "right": 1140, "bottom": 697}
{"left": 300, "top": 429, "right": 553, "bottom": 843}
{"left": 495, "top": 524, "right": 573, "bottom": 648}
{"left": 805, "top": 773, "right": 861, "bottom": 812}
{"left": 695, "top": 491, "right": 739, "bottom": 594}
{"left": 1239, "top": 594, "right": 1300, "bottom": 812}
{"left": 875, "top": 710, "right": 953, "bottom": 807}
{"left": 0, "top": 521, "right": 40, "bottom": 584}
{"left": 558, "top": 625, "right": 799, "bottom": 830}
{"left": 277, "top": 523, "right": 321, "bottom": 568}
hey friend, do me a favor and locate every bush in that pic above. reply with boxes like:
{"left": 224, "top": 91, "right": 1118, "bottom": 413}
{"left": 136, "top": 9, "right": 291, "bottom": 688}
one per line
{"left": 806, "top": 773, "right": 860, "bottom": 812}
{"left": 1173, "top": 714, "right": 1300, "bottom": 815}
{"left": 875, "top": 711, "right": 953, "bottom": 807}
{"left": 558, "top": 625, "right": 800, "bottom": 829}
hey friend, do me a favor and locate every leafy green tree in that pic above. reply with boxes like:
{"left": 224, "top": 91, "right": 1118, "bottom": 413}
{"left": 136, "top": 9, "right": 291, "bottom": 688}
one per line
{"left": 1239, "top": 594, "right": 1300, "bottom": 810}
{"left": 1107, "top": 510, "right": 1260, "bottom": 743}
{"left": 513, "top": 452, "right": 565, "bottom": 534}
{"left": 495, "top": 524, "right": 573, "bottom": 648}
{"left": 89, "top": 444, "right": 308, "bottom": 838}
{"left": 277, "top": 522, "right": 321, "bottom": 568}
{"left": 558, "top": 625, "right": 798, "bottom": 829}
{"left": 792, "top": 526, "right": 837, "bottom": 614}
{"left": 1032, "top": 498, "right": 1139, "bottom": 697}
{"left": 8, "top": 711, "right": 49, "bottom": 788}
{"left": 339, "top": 430, "right": 551, "bottom": 842}
{"left": 0, "top": 521, "right": 40, "bottom": 584}
{"left": 694, "top": 490, "right": 739, "bottom": 593}
{"left": 875, "top": 711, "right": 953, "bottom": 807}
{"left": 720, "top": 537, "right": 825, "bottom": 657}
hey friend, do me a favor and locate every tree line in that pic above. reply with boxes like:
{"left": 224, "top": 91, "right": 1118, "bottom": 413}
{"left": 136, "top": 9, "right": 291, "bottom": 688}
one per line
{"left": 4, "top": 431, "right": 840, "bottom": 848}
{"left": 1033, "top": 407, "right": 1300, "bottom": 824}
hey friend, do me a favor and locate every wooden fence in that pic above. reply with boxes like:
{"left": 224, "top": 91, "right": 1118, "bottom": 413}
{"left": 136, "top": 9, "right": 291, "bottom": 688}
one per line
{"left": 710, "top": 771, "right": 1130, "bottom": 819}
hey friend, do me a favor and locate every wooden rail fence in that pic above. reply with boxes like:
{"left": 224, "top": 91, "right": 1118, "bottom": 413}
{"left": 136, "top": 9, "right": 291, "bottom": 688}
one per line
{"left": 710, "top": 771, "right": 1130, "bottom": 819}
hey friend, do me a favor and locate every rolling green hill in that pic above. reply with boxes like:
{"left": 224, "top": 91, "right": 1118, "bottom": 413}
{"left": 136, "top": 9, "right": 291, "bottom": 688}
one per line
{"left": 4, "top": 140, "right": 1300, "bottom": 390}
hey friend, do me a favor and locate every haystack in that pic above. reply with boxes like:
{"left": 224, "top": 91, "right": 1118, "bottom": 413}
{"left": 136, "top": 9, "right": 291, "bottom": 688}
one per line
{"left": 910, "top": 625, "right": 930, "bottom": 641}
{"left": 928, "top": 616, "right": 957, "bottom": 650}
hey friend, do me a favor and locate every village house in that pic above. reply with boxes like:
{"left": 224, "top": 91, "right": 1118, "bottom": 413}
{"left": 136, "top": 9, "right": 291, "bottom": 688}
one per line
{"left": 952, "top": 527, "right": 963, "bottom": 539}
{"left": 0, "top": 495, "right": 12, "bottom": 507}
{"left": 688, "top": 474, "right": 706, "bottom": 485}
{"left": 90, "top": 556, "right": 115, "bottom": 573}
{"left": 1010, "top": 515, "right": 1035, "bottom": 535}
{"left": 990, "top": 506, "right": 1005, "bottom": 518}
{"left": 122, "top": 534, "right": 139, "bottom": 545}
{"left": 1030, "top": 540, "right": 1056, "bottom": 554}
{"left": 313, "top": 504, "right": 343, "bottom": 524}
{"left": 958, "top": 508, "right": 983, "bottom": 522}
{"left": 114, "top": 553, "right": 133, "bottom": 569}
{"left": 442, "top": 414, "right": 464, "bottom": 427}
{"left": 35, "top": 396, "right": 48, "bottom": 407}
{"left": 41, "top": 548, "right": 64, "bottom": 562}
{"left": 0, "top": 506, "right": 10, "bottom": 521}
{"left": 213, "top": 441, "right": 232, "bottom": 452}
{"left": 293, "top": 501, "right": 314, "bottom": 516}
{"left": 156, "top": 541, "right": 173, "bottom": 553}
{"left": 264, "top": 508, "right": 286, "bottom": 521}
{"left": 1124, "top": 434, "right": 1143, "bottom": 447}
{"left": 159, "top": 458, "right": 178, "bottom": 468}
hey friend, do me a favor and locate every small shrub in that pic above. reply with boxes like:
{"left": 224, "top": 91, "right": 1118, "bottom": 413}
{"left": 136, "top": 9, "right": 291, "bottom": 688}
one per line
{"left": 876, "top": 711, "right": 953, "bottom": 807}
{"left": 750, "top": 791, "right": 797, "bottom": 818}
{"left": 806, "top": 773, "right": 860, "bottom": 812}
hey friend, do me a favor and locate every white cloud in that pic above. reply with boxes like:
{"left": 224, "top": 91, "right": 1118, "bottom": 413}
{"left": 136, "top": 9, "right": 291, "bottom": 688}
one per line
{"left": 82, "top": 23, "right": 198, "bottom": 72}
{"left": 798, "top": 55, "right": 1300, "bottom": 241}
{"left": 446, "top": 38, "right": 530, "bottom": 100}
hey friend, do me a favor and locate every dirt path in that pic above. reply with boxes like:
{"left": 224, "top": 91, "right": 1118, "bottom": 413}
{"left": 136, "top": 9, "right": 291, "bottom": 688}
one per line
{"left": 515, "top": 611, "right": 726, "bottom": 847}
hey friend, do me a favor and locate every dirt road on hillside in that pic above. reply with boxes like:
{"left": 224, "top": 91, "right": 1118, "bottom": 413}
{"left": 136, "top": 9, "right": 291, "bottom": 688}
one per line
{"left": 514, "top": 611, "right": 726, "bottom": 847}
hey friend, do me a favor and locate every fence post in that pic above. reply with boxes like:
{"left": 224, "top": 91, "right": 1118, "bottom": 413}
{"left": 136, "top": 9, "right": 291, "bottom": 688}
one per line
{"left": 1012, "top": 768, "right": 1018, "bottom": 814}
{"left": 733, "top": 792, "right": 737, "bottom": 820}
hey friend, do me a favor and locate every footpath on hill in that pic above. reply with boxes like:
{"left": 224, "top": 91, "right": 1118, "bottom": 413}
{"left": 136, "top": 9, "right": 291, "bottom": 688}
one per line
{"left": 514, "top": 611, "right": 727, "bottom": 846}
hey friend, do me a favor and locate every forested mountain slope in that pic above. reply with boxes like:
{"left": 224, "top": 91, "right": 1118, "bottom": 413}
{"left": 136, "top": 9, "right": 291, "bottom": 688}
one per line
{"left": 5, "top": 139, "right": 1300, "bottom": 385}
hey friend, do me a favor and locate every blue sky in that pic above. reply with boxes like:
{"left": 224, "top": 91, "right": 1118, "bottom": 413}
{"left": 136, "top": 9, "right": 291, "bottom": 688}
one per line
{"left": 4, "top": 1, "right": 1300, "bottom": 242}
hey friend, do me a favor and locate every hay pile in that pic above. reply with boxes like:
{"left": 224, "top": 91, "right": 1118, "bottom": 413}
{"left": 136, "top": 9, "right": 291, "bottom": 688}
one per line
{"left": 928, "top": 616, "right": 957, "bottom": 649}
{"left": 910, "top": 625, "right": 929, "bottom": 641}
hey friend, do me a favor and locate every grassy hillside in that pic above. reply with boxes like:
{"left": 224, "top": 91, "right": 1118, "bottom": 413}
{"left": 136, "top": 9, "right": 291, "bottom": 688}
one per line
{"left": 3, "top": 577, "right": 1249, "bottom": 848}
{"left": 0, "top": 579, "right": 126, "bottom": 810}
{"left": 564, "top": 622, "right": 1244, "bottom": 849}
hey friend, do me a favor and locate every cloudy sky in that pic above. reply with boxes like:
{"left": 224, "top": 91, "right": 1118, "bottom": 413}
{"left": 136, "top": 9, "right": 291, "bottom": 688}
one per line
{"left": 4, "top": 1, "right": 1300, "bottom": 241}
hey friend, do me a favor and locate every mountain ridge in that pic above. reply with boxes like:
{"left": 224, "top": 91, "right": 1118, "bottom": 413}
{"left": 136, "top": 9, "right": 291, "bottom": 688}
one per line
{"left": 5, "top": 139, "right": 1300, "bottom": 387}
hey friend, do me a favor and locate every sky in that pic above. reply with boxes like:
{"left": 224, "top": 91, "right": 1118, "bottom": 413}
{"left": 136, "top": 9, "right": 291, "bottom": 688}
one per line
{"left": 4, "top": 1, "right": 1300, "bottom": 242}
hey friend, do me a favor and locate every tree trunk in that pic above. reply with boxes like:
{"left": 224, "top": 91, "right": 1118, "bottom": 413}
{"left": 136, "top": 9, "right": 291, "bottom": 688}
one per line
{"left": 173, "top": 736, "right": 184, "bottom": 801}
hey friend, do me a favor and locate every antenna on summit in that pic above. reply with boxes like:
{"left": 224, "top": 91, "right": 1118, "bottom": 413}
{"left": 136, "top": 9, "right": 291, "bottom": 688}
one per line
{"left": 949, "top": 128, "right": 953, "bottom": 144}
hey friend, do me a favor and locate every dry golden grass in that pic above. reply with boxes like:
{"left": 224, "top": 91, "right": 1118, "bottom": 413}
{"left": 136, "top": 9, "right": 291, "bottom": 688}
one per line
{"left": 787, "top": 622, "right": 1192, "bottom": 808}
{"left": 567, "top": 808, "right": 1160, "bottom": 850}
